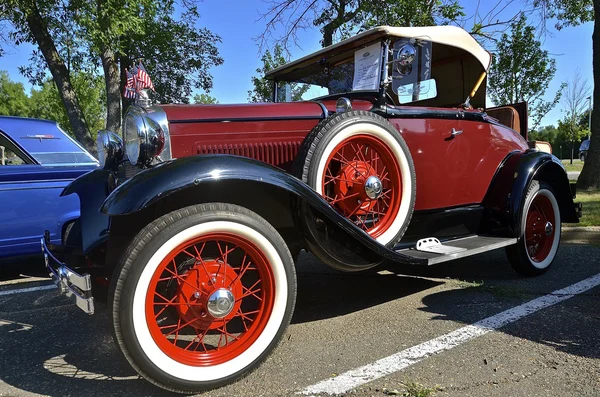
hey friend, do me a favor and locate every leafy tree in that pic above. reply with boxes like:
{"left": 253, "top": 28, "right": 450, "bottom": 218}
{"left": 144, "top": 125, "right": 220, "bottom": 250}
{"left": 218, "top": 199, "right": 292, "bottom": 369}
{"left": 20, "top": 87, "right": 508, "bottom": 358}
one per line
{"left": 259, "top": 0, "right": 465, "bottom": 50}
{"left": 28, "top": 72, "right": 105, "bottom": 138}
{"left": 560, "top": 70, "right": 591, "bottom": 164}
{"left": 193, "top": 93, "right": 219, "bottom": 104}
{"left": 354, "top": 0, "right": 464, "bottom": 31}
{"left": 0, "top": 0, "right": 222, "bottom": 149}
{"left": 248, "top": 45, "right": 309, "bottom": 103}
{"left": 120, "top": 3, "right": 223, "bottom": 105}
{"left": 1, "top": 0, "right": 94, "bottom": 148}
{"left": 488, "top": 14, "right": 563, "bottom": 130}
{"left": 0, "top": 71, "right": 30, "bottom": 117}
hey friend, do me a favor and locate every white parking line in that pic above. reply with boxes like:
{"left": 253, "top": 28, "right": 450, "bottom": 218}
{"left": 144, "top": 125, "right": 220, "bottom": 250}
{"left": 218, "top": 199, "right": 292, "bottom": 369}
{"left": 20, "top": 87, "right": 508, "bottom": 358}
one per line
{"left": 0, "top": 284, "right": 55, "bottom": 296}
{"left": 302, "top": 273, "right": 600, "bottom": 395}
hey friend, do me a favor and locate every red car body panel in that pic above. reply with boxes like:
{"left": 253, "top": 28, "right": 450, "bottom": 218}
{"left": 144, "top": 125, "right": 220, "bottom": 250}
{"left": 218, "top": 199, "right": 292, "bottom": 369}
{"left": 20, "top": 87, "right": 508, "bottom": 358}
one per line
{"left": 390, "top": 118, "right": 528, "bottom": 210}
{"left": 161, "top": 100, "right": 528, "bottom": 211}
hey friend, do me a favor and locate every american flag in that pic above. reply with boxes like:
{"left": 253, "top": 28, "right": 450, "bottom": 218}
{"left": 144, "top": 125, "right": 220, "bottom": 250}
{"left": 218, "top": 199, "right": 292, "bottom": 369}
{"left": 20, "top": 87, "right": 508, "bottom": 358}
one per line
{"left": 122, "top": 68, "right": 136, "bottom": 99}
{"left": 135, "top": 61, "right": 155, "bottom": 91}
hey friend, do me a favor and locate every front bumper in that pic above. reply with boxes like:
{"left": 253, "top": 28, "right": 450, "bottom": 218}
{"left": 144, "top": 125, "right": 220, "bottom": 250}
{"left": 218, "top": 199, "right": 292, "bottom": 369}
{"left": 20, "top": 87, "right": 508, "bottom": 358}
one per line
{"left": 41, "top": 234, "right": 94, "bottom": 314}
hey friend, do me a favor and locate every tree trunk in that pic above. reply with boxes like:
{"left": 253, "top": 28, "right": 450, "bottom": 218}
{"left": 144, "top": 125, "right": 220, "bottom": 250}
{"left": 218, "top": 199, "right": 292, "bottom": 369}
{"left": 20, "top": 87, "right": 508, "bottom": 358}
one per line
{"left": 577, "top": 1, "right": 600, "bottom": 191}
{"left": 100, "top": 46, "right": 122, "bottom": 134}
{"left": 23, "top": 2, "right": 93, "bottom": 151}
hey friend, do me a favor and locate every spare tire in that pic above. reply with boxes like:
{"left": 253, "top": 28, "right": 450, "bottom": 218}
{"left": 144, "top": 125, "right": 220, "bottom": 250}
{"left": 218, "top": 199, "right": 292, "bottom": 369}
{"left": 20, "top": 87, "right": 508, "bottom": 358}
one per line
{"left": 294, "top": 110, "right": 416, "bottom": 247}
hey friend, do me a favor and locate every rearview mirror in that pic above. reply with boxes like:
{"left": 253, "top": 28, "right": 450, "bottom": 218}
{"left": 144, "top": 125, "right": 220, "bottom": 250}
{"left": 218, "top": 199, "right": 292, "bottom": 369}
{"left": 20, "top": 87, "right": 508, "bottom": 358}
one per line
{"left": 397, "top": 79, "right": 437, "bottom": 104}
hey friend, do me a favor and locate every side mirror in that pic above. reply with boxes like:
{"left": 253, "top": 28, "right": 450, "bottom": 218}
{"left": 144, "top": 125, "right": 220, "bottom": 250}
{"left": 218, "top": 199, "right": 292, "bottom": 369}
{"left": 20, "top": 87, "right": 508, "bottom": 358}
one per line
{"left": 397, "top": 79, "right": 437, "bottom": 104}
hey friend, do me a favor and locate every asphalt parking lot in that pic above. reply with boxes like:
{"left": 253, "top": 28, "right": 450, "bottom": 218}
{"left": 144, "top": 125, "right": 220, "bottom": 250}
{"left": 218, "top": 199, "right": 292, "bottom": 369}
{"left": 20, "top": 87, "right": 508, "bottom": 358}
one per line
{"left": 1, "top": 241, "right": 599, "bottom": 397}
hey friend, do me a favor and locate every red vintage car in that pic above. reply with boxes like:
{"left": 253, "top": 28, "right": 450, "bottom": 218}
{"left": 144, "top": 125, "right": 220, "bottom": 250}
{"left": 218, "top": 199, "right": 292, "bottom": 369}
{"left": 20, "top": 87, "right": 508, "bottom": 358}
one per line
{"left": 43, "top": 26, "right": 580, "bottom": 393}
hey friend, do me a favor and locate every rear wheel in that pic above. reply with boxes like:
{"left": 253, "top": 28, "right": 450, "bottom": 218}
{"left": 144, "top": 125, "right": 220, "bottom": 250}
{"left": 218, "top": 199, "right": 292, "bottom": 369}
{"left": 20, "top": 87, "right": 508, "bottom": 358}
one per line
{"left": 295, "top": 110, "right": 416, "bottom": 247}
{"left": 506, "top": 181, "right": 561, "bottom": 276}
{"left": 109, "top": 203, "right": 296, "bottom": 393}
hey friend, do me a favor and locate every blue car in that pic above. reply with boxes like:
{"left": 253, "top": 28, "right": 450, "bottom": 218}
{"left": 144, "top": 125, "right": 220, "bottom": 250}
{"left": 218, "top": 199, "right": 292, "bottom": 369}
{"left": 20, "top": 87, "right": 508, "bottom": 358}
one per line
{"left": 579, "top": 139, "right": 590, "bottom": 161}
{"left": 0, "top": 116, "right": 98, "bottom": 260}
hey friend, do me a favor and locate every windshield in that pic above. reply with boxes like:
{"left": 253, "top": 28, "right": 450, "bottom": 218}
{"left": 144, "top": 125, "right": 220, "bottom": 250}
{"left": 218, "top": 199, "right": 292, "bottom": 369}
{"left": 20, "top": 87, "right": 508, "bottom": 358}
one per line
{"left": 29, "top": 152, "right": 98, "bottom": 165}
{"left": 276, "top": 60, "right": 356, "bottom": 102}
{"left": 274, "top": 38, "right": 437, "bottom": 104}
{"left": 15, "top": 126, "right": 98, "bottom": 166}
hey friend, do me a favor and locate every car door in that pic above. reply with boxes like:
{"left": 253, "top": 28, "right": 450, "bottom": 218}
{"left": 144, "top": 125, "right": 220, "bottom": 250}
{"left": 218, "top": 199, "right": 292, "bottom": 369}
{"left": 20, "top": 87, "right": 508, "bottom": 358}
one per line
{"left": 389, "top": 110, "right": 528, "bottom": 211}
{"left": 0, "top": 132, "right": 80, "bottom": 258}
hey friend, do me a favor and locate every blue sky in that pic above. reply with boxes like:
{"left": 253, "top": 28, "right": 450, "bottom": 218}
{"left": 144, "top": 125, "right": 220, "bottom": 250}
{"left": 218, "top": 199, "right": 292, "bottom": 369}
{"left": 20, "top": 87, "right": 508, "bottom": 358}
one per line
{"left": 0, "top": 0, "right": 593, "bottom": 128}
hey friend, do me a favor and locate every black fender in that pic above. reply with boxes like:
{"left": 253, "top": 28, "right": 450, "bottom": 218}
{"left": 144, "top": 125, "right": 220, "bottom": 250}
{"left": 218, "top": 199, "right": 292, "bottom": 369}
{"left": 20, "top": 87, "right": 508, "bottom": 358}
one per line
{"left": 482, "top": 149, "right": 578, "bottom": 236}
{"left": 61, "top": 168, "right": 111, "bottom": 253}
{"left": 101, "top": 154, "right": 427, "bottom": 269}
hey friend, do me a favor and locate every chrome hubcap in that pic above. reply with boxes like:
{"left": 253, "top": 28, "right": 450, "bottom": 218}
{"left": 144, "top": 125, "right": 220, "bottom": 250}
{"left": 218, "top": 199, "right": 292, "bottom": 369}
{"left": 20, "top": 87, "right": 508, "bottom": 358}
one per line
{"left": 364, "top": 175, "right": 383, "bottom": 199}
{"left": 545, "top": 221, "right": 553, "bottom": 236}
{"left": 207, "top": 288, "right": 235, "bottom": 318}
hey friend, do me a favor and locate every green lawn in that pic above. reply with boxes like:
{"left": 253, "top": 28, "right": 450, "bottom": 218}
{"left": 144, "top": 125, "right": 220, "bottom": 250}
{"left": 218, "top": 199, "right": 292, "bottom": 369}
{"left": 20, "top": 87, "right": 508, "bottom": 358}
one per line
{"left": 562, "top": 159, "right": 584, "bottom": 172}
{"left": 566, "top": 190, "right": 600, "bottom": 227}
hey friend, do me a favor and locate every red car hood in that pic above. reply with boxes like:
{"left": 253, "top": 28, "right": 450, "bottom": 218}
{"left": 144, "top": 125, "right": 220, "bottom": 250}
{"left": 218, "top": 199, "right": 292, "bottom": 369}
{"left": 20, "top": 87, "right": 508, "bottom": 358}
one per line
{"left": 160, "top": 102, "right": 326, "bottom": 121}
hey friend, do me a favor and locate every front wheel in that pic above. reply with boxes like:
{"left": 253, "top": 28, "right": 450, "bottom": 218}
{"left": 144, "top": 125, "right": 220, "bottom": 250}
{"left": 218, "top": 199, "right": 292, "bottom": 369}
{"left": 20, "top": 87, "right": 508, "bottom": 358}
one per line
{"left": 109, "top": 203, "right": 296, "bottom": 393}
{"left": 506, "top": 181, "right": 561, "bottom": 276}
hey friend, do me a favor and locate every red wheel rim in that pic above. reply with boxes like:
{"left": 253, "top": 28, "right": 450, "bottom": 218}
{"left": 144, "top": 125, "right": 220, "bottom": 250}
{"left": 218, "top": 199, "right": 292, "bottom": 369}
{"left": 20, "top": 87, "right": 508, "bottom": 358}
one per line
{"left": 525, "top": 194, "right": 556, "bottom": 262}
{"left": 145, "top": 232, "right": 275, "bottom": 366}
{"left": 321, "top": 134, "right": 402, "bottom": 238}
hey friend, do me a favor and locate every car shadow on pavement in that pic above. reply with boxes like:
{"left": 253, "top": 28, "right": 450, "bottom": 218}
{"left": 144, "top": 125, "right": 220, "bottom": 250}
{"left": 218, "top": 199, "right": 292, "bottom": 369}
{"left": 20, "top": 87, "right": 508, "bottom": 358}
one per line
{"left": 1, "top": 245, "right": 597, "bottom": 396}
{"left": 0, "top": 252, "right": 445, "bottom": 397}
{"left": 408, "top": 244, "right": 600, "bottom": 361}
{"left": 0, "top": 306, "right": 169, "bottom": 397}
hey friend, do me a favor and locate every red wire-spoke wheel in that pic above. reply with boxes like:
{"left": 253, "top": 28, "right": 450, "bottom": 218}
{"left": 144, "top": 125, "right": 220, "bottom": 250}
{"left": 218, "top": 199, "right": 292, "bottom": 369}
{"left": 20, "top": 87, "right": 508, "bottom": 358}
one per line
{"left": 320, "top": 134, "right": 402, "bottom": 239}
{"left": 524, "top": 195, "right": 556, "bottom": 263}
{"left": 506, "top": 181, "right": 561, "bottom": 276}
{"left": 110, "top": 203, "right": 296, "bottom": 393}
{"left": 145, "top": 233, "right": 275, "bottom": 366}
{"left": 295, "top": 110, "right": 416, "bottom": 249}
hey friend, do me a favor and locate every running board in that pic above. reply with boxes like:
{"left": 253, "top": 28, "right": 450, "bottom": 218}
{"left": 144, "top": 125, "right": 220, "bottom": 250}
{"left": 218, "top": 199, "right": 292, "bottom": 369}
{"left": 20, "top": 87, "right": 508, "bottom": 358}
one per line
{"left": 395, "top": 235, "right": 517, "bottom": 265}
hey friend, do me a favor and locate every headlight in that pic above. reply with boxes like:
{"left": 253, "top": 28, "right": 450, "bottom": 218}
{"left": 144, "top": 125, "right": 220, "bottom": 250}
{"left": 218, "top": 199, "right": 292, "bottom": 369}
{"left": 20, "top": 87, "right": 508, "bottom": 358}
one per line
{"left": 123, "top": 106, "right": 170, "bottom": 166}
{"left": 336, "top": 97, "right": 352, "bottom": 113}
{"left": 96, "top": 130, "right": 123, "bottom": 168}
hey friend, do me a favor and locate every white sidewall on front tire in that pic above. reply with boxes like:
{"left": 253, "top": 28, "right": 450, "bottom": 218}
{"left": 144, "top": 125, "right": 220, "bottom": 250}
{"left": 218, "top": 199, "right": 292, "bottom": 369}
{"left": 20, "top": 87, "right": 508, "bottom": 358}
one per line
{"left": 524, "top": 188, "right": 561, "bottom": 270}
{"left": 314, "top": 122, "right": 413, "bottom": 246}
{"left": 131, "top": 220, "right": 288, "bottom": 382}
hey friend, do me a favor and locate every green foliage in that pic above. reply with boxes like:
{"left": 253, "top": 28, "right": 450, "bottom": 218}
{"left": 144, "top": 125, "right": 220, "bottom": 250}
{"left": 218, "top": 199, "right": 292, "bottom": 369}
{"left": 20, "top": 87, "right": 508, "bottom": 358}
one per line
{"left": 28, "top": 73, "right": 105, "bottom": 139}
{"left": 488, "top": 14, "right": 562, "bottom": 130}
{"left": 0, "top": 71, "right": 30, "bottom": 117}
{"left": 193, "top": 93, "right": 219, "bottom": 104}
{"left": 558, "top": 117, "right": 588, "bottom": 145}
{"left": 121, "top": 2, "right": 223, "bottom": 103}
{"left": 0, "top": 0, "right": 222, "bottom": 144}
{"left": 532, "top": 0, "right": 594, "bottom": 29}
{"left": 248, "top": 45, "right": 309, "bottom": 103}
{"left": 260, "top": 0, "right": 464, "bottom": 50}
{"left": 355, "top": 0, "right": 464, "bottom": 31}
{"left": 0, "top": 69, "right": 105, "bottom": 139}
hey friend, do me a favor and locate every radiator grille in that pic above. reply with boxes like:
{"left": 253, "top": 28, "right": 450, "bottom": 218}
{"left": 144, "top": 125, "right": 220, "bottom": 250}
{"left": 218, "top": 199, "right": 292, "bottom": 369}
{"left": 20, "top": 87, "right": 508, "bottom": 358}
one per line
{"left": 197, "top": 141, "right": 301, "bottom": 167}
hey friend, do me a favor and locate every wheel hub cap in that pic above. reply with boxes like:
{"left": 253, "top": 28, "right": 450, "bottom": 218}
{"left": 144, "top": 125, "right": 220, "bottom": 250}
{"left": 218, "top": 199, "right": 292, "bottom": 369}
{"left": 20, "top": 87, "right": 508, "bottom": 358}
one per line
{"left": 207, "top": 288, "right": 235, "bottom": 318}
{"left": 545, "top": 221, "right": 553, "bottom": 236}
{"left": 364, "top": 175, "right": 383, "bottom": 199}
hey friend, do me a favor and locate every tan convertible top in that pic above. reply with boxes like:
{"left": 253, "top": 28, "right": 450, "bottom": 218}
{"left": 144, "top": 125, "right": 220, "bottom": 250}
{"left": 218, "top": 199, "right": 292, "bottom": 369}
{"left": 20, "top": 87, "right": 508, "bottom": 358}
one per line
{"left": 265, "top": 25, "right": 491, "bottom": 108}
{"left": 265, "top": 25, "right": 491, "bottom": 80}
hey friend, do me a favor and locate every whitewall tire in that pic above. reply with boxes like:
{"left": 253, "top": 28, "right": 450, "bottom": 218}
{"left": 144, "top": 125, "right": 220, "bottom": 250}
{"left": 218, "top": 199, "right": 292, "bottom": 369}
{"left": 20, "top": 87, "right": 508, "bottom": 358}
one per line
{"left": 294, "top": 110, "right": 416, "bottom": 247}
{"left": 109, "top": 203, "right": 296, "bottom": 393}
